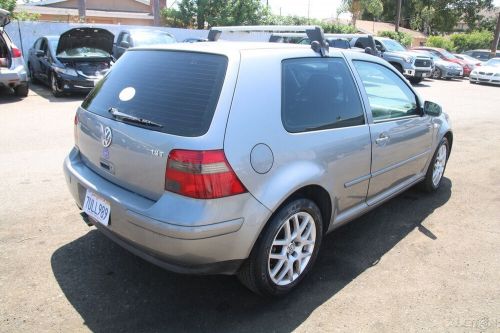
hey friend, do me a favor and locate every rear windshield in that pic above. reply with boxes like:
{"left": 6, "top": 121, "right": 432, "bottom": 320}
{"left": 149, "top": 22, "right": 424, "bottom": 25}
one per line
{"left": 82, "top": 50, "right": 228, "bottom": 137}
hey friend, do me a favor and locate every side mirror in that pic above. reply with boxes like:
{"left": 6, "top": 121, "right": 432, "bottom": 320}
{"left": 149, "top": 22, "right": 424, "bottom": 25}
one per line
{"left": 119, "top": 40, "right": 130, "bottom": 49}
{"left": 36, "top": 50, "right": 45, "bottom": 57}
{"left": 424, "top": 101, "right": 442, "bottom": 116}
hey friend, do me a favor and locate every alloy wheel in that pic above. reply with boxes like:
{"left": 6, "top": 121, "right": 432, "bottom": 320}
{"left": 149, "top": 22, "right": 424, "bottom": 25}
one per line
{"left": 267, "top": 212, "right": 316, "bottom": 286}
{"left": 432, "top": 144, "right": 447, "bottom": 187}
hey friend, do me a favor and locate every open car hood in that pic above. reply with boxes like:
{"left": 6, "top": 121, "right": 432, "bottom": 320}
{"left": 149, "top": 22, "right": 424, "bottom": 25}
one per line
{"left": 56, "top": 27, "right": 114, "bottom": 56}
{"left": 0, "top": 9, "right": 11, "bottom": 28}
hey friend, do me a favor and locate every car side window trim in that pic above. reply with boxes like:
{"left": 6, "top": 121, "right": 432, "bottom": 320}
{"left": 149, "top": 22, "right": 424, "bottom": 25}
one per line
{"left": 351, "top": 59, "right": 423, "bottom": 123}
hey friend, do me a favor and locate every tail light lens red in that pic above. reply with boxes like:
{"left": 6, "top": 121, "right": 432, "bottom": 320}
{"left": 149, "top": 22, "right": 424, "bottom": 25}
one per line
{"left": 165, "top": 150, "right": 246, "bottom": 199}
{"left": 12, "top": 47, "right": 22, "bottom": 58}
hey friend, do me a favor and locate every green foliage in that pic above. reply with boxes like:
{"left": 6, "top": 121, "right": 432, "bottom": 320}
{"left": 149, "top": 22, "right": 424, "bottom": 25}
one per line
{"left": 377, "top": 31, "right": 413, "bottom": 47}
{"left": 450, "top": 30, "right": 494, "bottom": 52}
{"left": 425, "top": 36, "right": 456, "bottom": 51}
{"left": 161, "top": 8, "right": 188, "bottom": 28}
{"left": 0, "top": 0, "right": 16, "bottom": 13}
{"left": 176, "top": 0, "right": 265, "bottom": 29}
{"left": 321, "top": 23, "right": 358, "bottom": 34}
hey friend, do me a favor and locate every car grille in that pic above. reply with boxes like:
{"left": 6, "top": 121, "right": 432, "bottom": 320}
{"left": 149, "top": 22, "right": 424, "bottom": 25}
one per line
{"left": 478, "top": 72, "right": 493, "bottom": 75}
{"left": 415, "top": 59, "right": 431, "bottom": 67}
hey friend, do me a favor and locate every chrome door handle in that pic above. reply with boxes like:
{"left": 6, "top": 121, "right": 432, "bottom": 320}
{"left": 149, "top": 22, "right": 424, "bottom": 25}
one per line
{"left": 375, "top": 133, "right": 389, "bottom": 145}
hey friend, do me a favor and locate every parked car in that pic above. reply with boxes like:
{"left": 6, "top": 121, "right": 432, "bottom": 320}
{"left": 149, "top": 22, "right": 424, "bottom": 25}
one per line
{"left": 183, "top": 38, "right": 208, "bottom": 43}
{"left": 0, "top": 9, "right": 29, "bottom": 97}
{"left": 469, "top": 57, "right": 500, "bottom": 85}
{"left": 113, "top": 29, "right": 176, "bottom": 59}
{"left": 454, "top": 53, "right": 483, "bottom": 68}
{"left": 64, "top": 31, "right": 452, "bottom": 296}
{"left": 463, "top": 49, "right": 500, "bottom": 61}
{"left": 351, "top": 36, "right": 433, "bottom": 84}
{"left": 413, "top": 50, "right": 463, "bottom": 79}
{"left": 27, "top": 28, "right": 114, "bottom": 97}
{"left": 412, "top": 46, "right": 471, "bottom": 76}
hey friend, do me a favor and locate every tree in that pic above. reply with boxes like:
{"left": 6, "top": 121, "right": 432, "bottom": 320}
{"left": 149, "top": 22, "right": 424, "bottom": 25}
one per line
{"left": 0, "top": 0, "right": 16, "bottom": 13}
{"left": 339, "top": 0, "right": 383, "bottom": 27}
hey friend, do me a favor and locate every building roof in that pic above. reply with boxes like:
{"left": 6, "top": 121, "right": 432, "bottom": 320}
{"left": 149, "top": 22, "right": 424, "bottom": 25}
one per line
{"left": 16, "top": 5, "right": 154, "bottom": 20}
{"left": 330, "top": 18, "right": 427, "bottom": 39}
{"left": 28, "top": 0, "right": 150, "bottom": 6}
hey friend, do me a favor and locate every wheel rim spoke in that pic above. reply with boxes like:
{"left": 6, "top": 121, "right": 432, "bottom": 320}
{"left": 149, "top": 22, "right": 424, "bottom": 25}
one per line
{"left": 432, "top": 144, "right": 447, "bottom": 187}
{"left": 268, "top": 211, "right": 317, "bottom": 286}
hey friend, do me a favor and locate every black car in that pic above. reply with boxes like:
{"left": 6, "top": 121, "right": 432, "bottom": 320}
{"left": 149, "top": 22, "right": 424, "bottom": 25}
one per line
{"left": 27, "top": 27, "right": 114, "bottom": 97}
{"left": 113, "top": 29, "right": 176, "bottom": 59}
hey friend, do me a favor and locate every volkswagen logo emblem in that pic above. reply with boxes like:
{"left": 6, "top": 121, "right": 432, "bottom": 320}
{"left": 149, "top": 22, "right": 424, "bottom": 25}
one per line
{"left": 102, "top": 127, "right": 113, "bottom": 147}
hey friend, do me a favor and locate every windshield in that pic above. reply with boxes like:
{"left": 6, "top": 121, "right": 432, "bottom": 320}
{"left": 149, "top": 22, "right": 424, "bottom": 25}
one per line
{"left": 485, "top": 58, "right": 500, "bottom": 67}
{"left": 48, "top": 39, "right": 59, "bottom": 54}
{"left": 132, "top": 32, "right": 176, "bottom": 46}
{"left": 57, "top": 47, "right": 110, "bottom": 58}
{"left": 440, "top": 49, "right": 457, "bottom": 59}
{"left": 382, "top": 39, "right": 406, "bottom": 52}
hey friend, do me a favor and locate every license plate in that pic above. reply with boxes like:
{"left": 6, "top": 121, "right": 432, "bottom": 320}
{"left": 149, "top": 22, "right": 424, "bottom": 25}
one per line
{"left": 422, "top": 73, "right": 428, "bottom": 77}
{"left": 83, "top": 190, "right": 110, "bottom": 226}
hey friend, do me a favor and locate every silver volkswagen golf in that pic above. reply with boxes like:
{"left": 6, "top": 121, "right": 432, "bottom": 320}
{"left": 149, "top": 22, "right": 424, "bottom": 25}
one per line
{"left": 64, "top": 32, "right": 452, "bottom": 296}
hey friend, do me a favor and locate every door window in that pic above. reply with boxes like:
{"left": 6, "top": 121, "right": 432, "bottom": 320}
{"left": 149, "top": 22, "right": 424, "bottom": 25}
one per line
{"left": 282, "top": 57, "right": 365, "bottom": 133}
{"left": 353, "top": 61, "right": 420, "bottom": 121}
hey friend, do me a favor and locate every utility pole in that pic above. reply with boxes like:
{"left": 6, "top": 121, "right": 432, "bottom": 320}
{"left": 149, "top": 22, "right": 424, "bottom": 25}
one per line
{"left": 491, "top": 12, "right": 500, "bottom": 59}
{"left": 308, "top": 0, "right": 311, "bottom": 24}
{"left": 77, "top": 0, "right": 86, "bottom": 22}
{"left": 395, "top": 0, "right": 402, "bottom": 32}
{"left": 152, "top": 0, "right": 161, "bottom": 26}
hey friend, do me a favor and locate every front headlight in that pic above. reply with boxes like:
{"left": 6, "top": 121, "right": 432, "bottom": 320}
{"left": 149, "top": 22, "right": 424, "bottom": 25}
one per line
{"left": 53, "top": 66, "right": 78, "bottom": 77}
{"left": 404, "top": 56, "right": 414, "bottom": 63}
{"left": 493, "top": 73, "right": 500, "bottom": 77}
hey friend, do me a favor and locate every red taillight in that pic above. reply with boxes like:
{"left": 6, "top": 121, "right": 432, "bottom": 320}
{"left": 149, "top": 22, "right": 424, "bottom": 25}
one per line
{"left": 12, "top": 47, "right": 22, "bottom": 58}
{"left": 165, "top": 150, "right": 246, "bottom": 199}
{"left": 74, "top": 113, "right": 79, "bottom": 146}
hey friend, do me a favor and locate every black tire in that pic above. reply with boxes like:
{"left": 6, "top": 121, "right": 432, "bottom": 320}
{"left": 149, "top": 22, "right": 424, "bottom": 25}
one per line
{"left": 14, "top": 83, "right": 29, "bottom": 97}
{"left": 237, "top": 198, "right": 323, "bottom": 296}
{"left": 409, "top": 77, "right": 423, "bottom": 84}
{"left": 420, "top": 137, "right": 449, "bottom": 192}
{"left": 50, "top": 72, "right": 63, "bottom": 97}
{"left": 432, "top": 68, "right": 442, "bottom": 79}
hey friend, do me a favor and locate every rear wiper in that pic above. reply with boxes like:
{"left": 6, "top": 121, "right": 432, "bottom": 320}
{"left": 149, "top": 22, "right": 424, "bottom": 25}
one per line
{"left": 108, "top": 107, "right": 163, "bottom": 128}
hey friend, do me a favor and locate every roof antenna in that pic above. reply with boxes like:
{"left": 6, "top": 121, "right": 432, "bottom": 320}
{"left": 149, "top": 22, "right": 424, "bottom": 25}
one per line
{"left": 207, "top": 29, "right": 221, "bottom": 42}
{"left": 306, "top": 27, "right": 329, "bottom": 57}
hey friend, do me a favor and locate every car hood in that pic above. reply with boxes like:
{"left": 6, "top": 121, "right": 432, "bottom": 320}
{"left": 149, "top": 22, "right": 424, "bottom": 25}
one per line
{"left": 475, "top": 65, "right": 500, "bottom": 73}
{"left": 56, "top": 28, "right": 114, "bottom": 55}
{"left": 0, "top": 9, "right": 10, "bottom": 28}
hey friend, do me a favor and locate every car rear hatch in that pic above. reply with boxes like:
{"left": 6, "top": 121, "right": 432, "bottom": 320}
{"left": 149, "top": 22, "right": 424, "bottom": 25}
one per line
{"left": 76, "top": 49, "right": 233, "bottom": 201}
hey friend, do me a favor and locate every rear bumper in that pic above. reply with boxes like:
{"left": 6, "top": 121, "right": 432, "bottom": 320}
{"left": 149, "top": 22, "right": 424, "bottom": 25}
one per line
{"left": 0, "top": 64, "right": 28, "bottom": 88}
{"left": 63, "top": 147, "right": 271, "bottom": 275}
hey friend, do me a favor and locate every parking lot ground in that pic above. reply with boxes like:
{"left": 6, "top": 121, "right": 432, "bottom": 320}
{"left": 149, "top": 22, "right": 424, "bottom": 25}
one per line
{"left": 0, "top": 78, "right": 499, "bottom": 333}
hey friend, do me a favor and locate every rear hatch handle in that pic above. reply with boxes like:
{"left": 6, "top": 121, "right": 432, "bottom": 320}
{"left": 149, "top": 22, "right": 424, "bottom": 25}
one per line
{"left": 108, "top": 107, "right": 163, "bottom": 128}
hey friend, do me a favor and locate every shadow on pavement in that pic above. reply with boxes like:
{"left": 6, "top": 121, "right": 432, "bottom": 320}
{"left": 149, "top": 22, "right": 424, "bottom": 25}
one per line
{"left": 29, "top": 82, "right": 86, "bottom": 103}
{"left": 0, "top": 87, "right": 23, "bottom": 104}
{"left": 51, "top": 179, "right": 452, "bottom": 333}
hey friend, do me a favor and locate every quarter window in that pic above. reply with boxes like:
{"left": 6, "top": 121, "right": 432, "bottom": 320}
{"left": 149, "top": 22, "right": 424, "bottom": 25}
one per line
{"left": 282, "top": 58, "right": 365, "bottom": 133}
{"left": 353, "top": 61, "right": 420, "bottom": 121}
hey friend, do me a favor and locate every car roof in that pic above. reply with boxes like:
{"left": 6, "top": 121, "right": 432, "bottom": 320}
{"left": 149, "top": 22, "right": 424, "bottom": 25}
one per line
{"left": 130, "top": 41, "right": 386, "bottom": 64}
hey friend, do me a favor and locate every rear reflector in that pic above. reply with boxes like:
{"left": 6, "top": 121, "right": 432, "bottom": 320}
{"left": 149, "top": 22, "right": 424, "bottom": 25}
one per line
{"left": 74, "top": 113, "right": 79, "bottom": 147}
{"left": 165, "top": 150, "right": 246, "bottom": 199}
{"left": 12, "top": 48, "right": 22, "bottom": 58}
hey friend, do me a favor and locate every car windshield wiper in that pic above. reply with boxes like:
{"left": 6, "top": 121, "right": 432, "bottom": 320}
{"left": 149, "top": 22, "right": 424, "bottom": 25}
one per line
{"left": 108, "top": 107, "right": 163, "bottom": 128}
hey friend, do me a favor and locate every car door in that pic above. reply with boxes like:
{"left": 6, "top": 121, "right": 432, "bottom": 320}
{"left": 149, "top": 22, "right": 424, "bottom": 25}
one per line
{"left": 352, "top": 60, "right": 433, "bottom": 204}
{"left": 36, "top": 38, "right": 50, "bottom": 82}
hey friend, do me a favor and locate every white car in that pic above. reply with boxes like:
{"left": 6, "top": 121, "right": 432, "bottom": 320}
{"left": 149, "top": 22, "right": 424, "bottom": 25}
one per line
{"left": 469, "top": 58, "right": 500, "bottom": 85}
